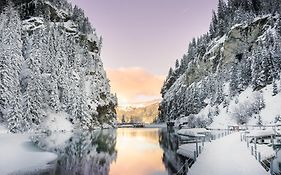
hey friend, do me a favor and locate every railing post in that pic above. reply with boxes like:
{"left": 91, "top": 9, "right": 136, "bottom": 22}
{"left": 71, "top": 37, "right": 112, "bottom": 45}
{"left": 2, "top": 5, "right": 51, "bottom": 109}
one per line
{"left": 271, "top": 135, "right": 274, "bottom": 148}
{"left": 255, "top": 138, "right": 257, "bottom": 159}
{"left": 185, "top": 159, "right": 189, "bottom": 174}
{"left": 196, "top": 139, "right": 199, "bottom": 157}
{"left": 270, "top": 158, "right": 273, "bottom": 175}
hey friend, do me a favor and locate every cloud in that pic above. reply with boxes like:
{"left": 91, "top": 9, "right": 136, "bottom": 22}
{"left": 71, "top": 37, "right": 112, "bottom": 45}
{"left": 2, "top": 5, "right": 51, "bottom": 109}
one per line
{"left": 107, "top": 67, "right": 164, "bottom": 106}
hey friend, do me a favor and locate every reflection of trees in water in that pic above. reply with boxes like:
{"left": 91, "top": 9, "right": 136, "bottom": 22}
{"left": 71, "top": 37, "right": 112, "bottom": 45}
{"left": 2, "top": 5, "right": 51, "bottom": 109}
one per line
{"left": 159, "top": 129, "right": 186, "bottom": 175}
{"left": 33, "top": 130, "right": 117, "bottom": 175}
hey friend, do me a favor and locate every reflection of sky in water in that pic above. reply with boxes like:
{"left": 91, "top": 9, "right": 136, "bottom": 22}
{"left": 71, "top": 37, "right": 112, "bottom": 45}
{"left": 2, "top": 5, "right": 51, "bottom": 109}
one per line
{"left": 109, "top": 128, "right": 168, "bottom": 175}
{"left": 118, "top": 137, "right": 160, "bottom": 151}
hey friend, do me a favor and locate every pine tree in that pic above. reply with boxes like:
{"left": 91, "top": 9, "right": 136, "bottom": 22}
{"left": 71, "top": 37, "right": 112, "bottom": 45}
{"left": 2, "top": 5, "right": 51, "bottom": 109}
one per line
{"left": 272, "top": 79, "right": 278, "bottom": 96}
{"left": 209, "top": 10, "right": 218, "bottom": 38}
{"left": 217, "top": 0, "right": 227, "bottom": 36}
{"left": 0, "top": 4, "right": 25, "bottom": 132}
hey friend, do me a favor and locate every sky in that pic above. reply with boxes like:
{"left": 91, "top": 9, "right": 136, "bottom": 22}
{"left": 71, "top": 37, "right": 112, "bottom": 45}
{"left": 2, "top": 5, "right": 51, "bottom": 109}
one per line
{"left": 69, "top": 0, "right": 218, "bottom": 107}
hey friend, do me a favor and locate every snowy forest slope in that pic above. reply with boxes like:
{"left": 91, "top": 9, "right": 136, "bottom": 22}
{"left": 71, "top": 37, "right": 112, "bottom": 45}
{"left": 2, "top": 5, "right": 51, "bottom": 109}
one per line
{"left": 159, "top": 0, "right": 281, "bottom": 128}
{"left": 0, "top": 0, "right": 117, "bottom": 132}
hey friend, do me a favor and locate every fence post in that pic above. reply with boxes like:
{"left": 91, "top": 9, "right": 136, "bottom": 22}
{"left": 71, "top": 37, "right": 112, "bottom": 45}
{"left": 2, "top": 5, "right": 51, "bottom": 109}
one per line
{"left": 258, "top": 152, "right": 261, "bottom": 162}
{"left": 255, "top": 139, "right": 257, "bottom": 159}
{"left": 196, "top": 138, "right": 198, "bottom": 157}
{"left": 199, "top": 145, "right": 202, "bottom": 154}
{"left": 194, "top": 151, "right": 197, "bottom": 161}
{"left": 202, "top": 137, "right": 205, "bottom": 147}
{"left": 251, "top": 146, "right": 254, "bottom": 155}
{"left": 185, "top": 159, "right": 189, "bottom": 174}
{"left": 270, "top": 158, "right": 273, "bottom": 175}
{"left": 271, "top": 135, "right": 274, "bottom": 148}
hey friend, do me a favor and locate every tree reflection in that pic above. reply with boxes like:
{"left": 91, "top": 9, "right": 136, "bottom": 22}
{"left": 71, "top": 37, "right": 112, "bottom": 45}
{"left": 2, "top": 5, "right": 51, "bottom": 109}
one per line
{"left": 32, "top": 130, "right": 117, "bottom": 175}
{"left": 159, "top": 129, "right": 189, "bottom": 175}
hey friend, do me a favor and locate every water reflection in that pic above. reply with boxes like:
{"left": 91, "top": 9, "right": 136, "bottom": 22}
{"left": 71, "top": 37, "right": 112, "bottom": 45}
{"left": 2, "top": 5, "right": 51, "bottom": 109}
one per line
{"left": 159, "top": 129, "right": 191, "bottom": 175}
{"left": 31, "top": 128, "right": 198, "bottom": 175}
{"left": 33, "top": 130, "right": 117, "bottom": 175}
{"left": 109, "top": 128, "right": 167, "bottom": 175}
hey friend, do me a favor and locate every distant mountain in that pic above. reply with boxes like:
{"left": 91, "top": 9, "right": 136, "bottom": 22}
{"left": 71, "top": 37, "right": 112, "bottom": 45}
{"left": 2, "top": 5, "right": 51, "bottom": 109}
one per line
{"left": 116, "top": 102, "right": 159, "bottom": 124}
{"left": 0, "top": 0, "right": 117, "bottom": 132}
{"left": 159, "top": 0, "right": 281, "bottom": 128}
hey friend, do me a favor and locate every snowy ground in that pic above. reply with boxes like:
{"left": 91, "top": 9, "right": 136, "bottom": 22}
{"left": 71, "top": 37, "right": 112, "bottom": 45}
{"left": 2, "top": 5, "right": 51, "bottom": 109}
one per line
{"left": 188, "top": 132, "right": 269, "bottom": 175}
{"left": 0, "top": 133, "right": 57, "bottom": 175}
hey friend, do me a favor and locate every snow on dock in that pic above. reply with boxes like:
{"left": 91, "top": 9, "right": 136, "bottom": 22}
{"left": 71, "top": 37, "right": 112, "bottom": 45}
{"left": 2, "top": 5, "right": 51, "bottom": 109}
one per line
{"left": 177, "top": 128, "right": 211, "bottom": 137}
{"left": 188, "top": 132, "right": 269, "bottom": 175}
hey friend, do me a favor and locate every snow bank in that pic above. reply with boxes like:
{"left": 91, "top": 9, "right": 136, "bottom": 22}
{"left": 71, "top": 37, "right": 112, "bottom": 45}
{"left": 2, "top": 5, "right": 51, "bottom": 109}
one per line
{"left": 102, "top": 123, "right": 113, "bottom": 129}
{"left": 0, "top": 134, "right": 57, "bottom": 175}
{"left": 247, "top": 129, "right": 275, "bottom": 138}
{"left": 210, "top": 81, "right": 281, "bottom": 128}
{"left": 0, "top": 124, "right": 8, "bottom": 134}
{"left": 37, "top": 132, "right": 73, "bottom": 149}
{"left": 177, "top": 128, "right": 210, "bottom": 137}
{"left": 260, "top": 84, "right": 281, "bottom": 124}
{"left": 41, "top": 112, "right": 73, "bottom": 132}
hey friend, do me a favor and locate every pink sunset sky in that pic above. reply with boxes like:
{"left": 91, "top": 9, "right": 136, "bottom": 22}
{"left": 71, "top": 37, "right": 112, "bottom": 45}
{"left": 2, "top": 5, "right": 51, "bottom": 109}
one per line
{"left": 69, "top": 0, "right": 218, "bottom": 106}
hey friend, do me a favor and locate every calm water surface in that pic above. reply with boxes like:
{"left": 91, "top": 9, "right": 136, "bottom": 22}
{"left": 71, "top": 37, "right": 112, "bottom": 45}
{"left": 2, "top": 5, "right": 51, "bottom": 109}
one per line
{"left": 30, "top": 128, "right": 189, "bottom": 175}
{"left": 109, "top": 128, "right": 167, "bottom": 175}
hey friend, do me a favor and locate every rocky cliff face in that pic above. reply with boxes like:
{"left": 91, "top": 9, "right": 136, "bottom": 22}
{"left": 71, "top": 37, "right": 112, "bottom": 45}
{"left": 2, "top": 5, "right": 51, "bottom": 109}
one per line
{"left": 159, "top": 0, "right": 281, "bottom": 128}
{"left": 0, "top": 0, "right": 117, "bottom": 132}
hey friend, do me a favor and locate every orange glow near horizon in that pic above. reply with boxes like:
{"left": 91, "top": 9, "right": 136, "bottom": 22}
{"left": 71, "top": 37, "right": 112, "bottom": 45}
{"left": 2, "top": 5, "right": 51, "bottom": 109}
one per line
{"left": 107, "top": 67, "right": 164, "bottom": 107}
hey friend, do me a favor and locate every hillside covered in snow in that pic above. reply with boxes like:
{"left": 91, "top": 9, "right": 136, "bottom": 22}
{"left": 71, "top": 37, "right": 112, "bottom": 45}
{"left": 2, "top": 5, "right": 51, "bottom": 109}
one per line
{"left": 116, "top": 102, "right": 159, "bottom": 123}
{"left": 159, "top": 0, "right": 281, "bottom": 128}
{"left": 0, "top": 0, "right": 117, "bottom": 133}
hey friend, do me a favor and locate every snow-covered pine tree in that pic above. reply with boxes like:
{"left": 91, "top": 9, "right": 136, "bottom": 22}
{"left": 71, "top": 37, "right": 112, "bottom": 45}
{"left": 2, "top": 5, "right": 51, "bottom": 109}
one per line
{"left": 0, "top": 4, "right": 25, "bottom": 132}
